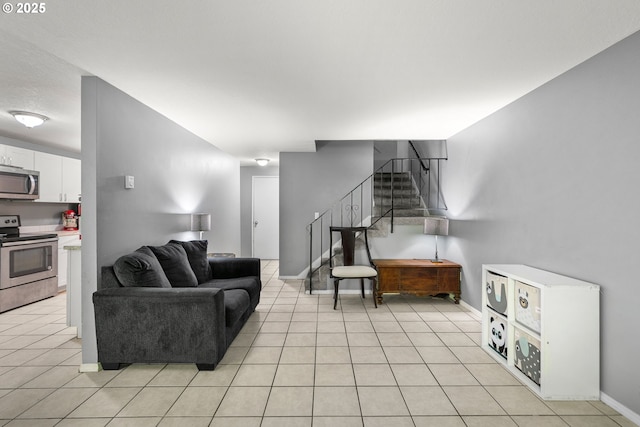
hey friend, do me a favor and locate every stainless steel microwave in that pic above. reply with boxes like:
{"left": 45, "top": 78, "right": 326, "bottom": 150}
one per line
{"left": 0, "top": 165, "right": 39, "bottom": 200}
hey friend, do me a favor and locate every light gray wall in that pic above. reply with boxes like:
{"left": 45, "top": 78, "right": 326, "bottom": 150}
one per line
{"left": 444, "top": 31, "right": 640, "bottom": 415}
{"left": 280, "top": 141, "right": 374, "bottom": 277}
{"left": 0, "top": 201, "right": 76, "bottom": 226}
{"left": 410, "top": 140, "right": 447, "bottom": 159}
{"left": 373, "top": 140, "right": 397, "bottom": 170}
{"left": 240, "top": 164, "right": 279, "bottom": 257}
{"left": 81, "top": 76, "right": 241, "bottom": 364}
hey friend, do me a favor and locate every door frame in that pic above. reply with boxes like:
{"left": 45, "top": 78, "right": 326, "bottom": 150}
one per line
{"left": 251, "top": 175, "right": 279, "bottom": 258}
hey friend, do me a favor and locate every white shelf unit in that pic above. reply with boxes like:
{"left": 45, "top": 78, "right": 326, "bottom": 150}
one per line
{"left": 481, "top": 264, "right": 600, "bottom": 400}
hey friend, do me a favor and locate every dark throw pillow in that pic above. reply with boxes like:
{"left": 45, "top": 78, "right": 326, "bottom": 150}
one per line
{"left": 169, "top": 240, "right": 211, "bottom": 284}
{"left": 149, "top": 243, "right": 198, "bottom": 287}
{"left": 113, "top": 246, "right": 172, "bottom": 288}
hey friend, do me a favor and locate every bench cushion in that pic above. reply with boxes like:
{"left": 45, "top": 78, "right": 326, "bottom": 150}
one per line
{"left": 223, "top": 289, "right": 251, "bottom": 328}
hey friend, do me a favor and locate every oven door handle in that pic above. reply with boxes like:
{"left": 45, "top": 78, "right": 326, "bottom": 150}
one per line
{"left": 27, "top": 175, "right": 36, "bottom": 194}
{"left": 1, "top": 237, "right": 58, "bottom": 247}
{"left": 27, "top": 175, "right": 37, "bottom": 195}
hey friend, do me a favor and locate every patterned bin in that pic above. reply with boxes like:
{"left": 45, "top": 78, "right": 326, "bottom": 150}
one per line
{"left": 513, "top": 327, "right": 541, "bottom": 385}
{"left": 515, "top": 281, "right": 541, "bottom": 333}
{"left": 487, "top": 309, "right": 508, "bottom": 359}
{"left": 485, "top": 271, "right": 508, "bottom": 315}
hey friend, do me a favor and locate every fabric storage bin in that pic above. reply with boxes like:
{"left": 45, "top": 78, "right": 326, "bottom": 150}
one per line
{"left": 514, "top": 327, "right": 541, "bottom": 385}
{"left": 487, "top": 309, "right": 508, "bottom": 359}
{"left": 485, "top": 271, "right": 508, "bottom": 314}
{"left": 515, "top": 281, "right": 541, "bottom": 333}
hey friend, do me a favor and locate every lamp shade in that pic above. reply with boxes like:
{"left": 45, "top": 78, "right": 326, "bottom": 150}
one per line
{"left": 190, "top": 213, "right": 211, "bottom": 232}
{"left": 423, "top": 217, "right": 449, "bottom": 236}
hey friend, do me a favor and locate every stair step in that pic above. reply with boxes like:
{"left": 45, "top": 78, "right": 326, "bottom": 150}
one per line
{"left": 374, "top": 201, "right": 425, "bottom": 211}
{"left": 393, "top": 208, "right": 430, "bottom": 217}
{"left": 374, "top": 194, "right": 421, "bottom": 204}
{"left": 374, "top": 173, "right": 412, "bottom": 182}
{"left": 374, "top": 188, "right": 419, "bottom": 197}
{"left": 374, "top": 178, "right": 413, "bottom": 185}
{"left": 373, "top": 208, "right": 430, "bottom": 217}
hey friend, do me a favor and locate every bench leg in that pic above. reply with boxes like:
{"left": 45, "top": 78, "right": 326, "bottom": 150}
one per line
{"left": 371, "top": 278, "right": 378, "bottom": 308}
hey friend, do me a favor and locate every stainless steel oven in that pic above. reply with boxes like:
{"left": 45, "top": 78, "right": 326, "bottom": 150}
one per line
{"left": 0, "top": 215, "right": 58, "bottom": 313}
{"left": 0, "top": 238, "right": 58, "bottom": 289}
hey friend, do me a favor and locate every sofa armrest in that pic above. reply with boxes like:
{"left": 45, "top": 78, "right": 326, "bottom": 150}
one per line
{"left": 101, "top": 266, "right": 123, "bottom": 289}
{"left": 93, "top": 287, "right": 226, "bottom": 368}
{"left": 208, "top": 257, "right": 260, "bottom": 280}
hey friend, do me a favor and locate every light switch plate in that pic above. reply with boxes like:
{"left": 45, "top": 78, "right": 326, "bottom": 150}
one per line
{"left": 125, "top": 175, "right": 135, "bottom": 189}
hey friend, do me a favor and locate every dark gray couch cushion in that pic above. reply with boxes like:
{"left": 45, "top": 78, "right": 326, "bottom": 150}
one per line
{"left": 169, "top": 240, "right": 211, "bottom": 284}
{"left": 113, "top": 246, "right": 172, "bottom": 288}
{"left": 200, "top": 276, "right": 261, "bottom": 311}
{"left": 222, "top": 289, "right": 251, "bottom": 328}
{"left": 149, "top": 243, "right": 198, "bottom": 287}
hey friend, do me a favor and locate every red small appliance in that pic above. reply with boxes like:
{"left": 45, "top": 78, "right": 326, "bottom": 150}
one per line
{"left": 62, "top": 209, "right": 79, "bottom": 230}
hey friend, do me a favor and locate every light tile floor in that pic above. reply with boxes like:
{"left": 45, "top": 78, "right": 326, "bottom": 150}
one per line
{"left": 0, "top": 260, "right": 637, "bottom": 426}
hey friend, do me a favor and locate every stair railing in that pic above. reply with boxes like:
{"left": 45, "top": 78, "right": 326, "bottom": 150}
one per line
{"left": 307, "top": 155, "right": 447, "bottom": 292}
{"left": 408, "top": 141, "right": 448, "bottom": 212}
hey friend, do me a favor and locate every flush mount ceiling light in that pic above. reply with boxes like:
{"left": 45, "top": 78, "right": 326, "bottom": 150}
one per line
{"left": 9, "top": 111, "right": 49, "bottom": 128}
{"left": 255, "top": 158, "right": 270, "bottom": 166}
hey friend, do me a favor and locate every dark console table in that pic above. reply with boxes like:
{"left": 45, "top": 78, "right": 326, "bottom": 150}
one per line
{"left": 374, "top": 259, "right": 461, "bottom": 304}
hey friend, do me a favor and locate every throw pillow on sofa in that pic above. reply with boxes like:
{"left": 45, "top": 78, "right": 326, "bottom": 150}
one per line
{"left": 113, "top": 246, "right": 172, "bottom": 288}
{"left": 169, "top": 240, "right": 211, "bottom": 284}
{"left": 149, "top": 243, "right": 198, "bottom": 287}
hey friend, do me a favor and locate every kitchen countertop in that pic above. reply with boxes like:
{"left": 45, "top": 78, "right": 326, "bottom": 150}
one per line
{"left": 20, "top": 225, "right": 81, "bottom": 237}
{"left": 57, "top": 230, "right": 81, "bottom": 237}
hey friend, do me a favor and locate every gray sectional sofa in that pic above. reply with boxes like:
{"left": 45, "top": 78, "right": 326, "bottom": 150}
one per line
{"left": 93, "top": 240, "right": 261, "bottom": 370}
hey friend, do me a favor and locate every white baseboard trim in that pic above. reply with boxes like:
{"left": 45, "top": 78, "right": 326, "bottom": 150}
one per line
{"left": 278, "top": 275, "right": 305, "bottom": 280}
{"left": 601, "top": 392, "right": 640, "bottom": 426}
{"left": 79, "top": 363, "right": 100, "bottom": 373}
{"left": 460, "top": 299, "right": 482, "bottom": 320}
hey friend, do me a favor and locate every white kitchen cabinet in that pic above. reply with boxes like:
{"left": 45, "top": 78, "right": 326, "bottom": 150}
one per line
{"left": 0, "top": 144, "right": 34, "bottom": 169}
{"left": 33, "top": 152, "right": 81, "bottom": 203}
{"left": 34, "top": 152, "right": 62, "bottom": 202}
{"left": 61, "top": 157, "right": 81, "bottom": 202}
{"left": 482, "top": 264, "right": 600, "bottom": 400}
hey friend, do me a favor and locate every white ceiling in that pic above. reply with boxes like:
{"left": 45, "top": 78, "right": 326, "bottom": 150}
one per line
{"left": 2, "top": 1, "right": 640, "bottom": 165}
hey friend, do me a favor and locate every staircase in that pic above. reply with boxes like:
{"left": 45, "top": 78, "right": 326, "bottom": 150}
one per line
{"left": 306, "top": 143, "right": 447, "bottom": 292}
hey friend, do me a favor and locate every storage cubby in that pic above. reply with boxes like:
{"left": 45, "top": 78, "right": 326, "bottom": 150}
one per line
{"left": 486, "top": 309, "right": 508, "bottom": 359}
{"left": 481, "top": 264, "right": 600, "bottom": 400}
{"left": 485, "top": 271, "right": 508, "bottom": 315}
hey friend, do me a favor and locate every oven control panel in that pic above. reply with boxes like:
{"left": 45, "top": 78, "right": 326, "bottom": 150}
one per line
{"left": 0, "top": 215, "right": 20, "bottom": 226}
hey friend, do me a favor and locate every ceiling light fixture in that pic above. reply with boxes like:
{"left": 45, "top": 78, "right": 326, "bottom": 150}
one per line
{"left": 255, "top": 158, "right": 270, "bottom": 166}
{"left": 9, "top": 111, "right": 49, "bottom": 128}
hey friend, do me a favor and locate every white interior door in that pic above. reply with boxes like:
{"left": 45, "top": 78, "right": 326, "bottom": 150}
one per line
{"left": 252, "top": 176, "right": 279, "bottom": 259}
